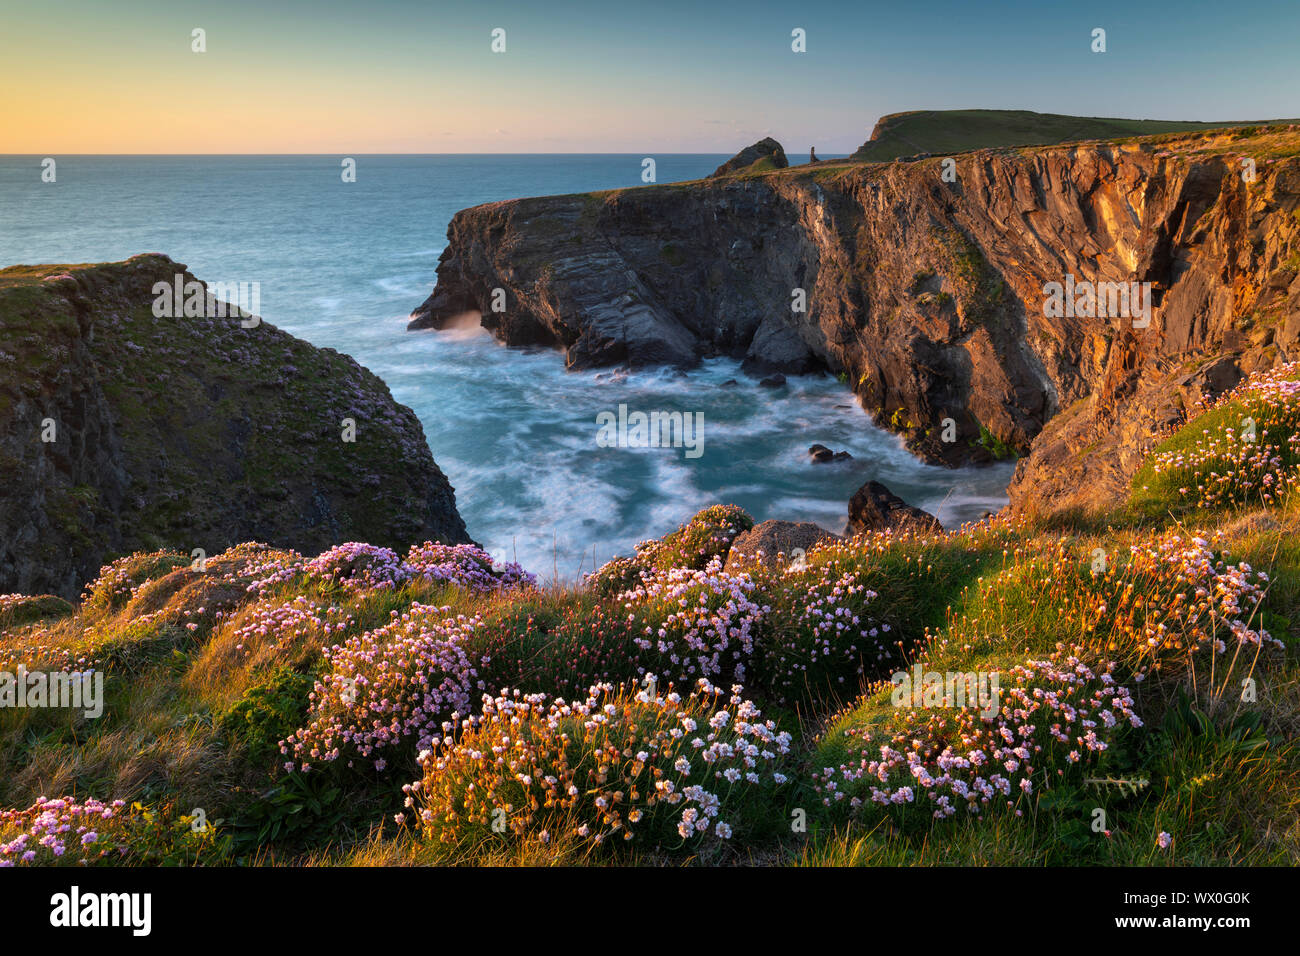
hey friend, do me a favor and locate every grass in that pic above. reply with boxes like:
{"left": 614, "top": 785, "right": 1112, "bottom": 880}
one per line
{"left": 4, "top": 367, "right": 1300, "bottom": 867}
{"left": 1130, "top": 364, "right": 1300, "bottom": 519}
{"left": 850, "top": 109, "right": 1296, "bottom": 162}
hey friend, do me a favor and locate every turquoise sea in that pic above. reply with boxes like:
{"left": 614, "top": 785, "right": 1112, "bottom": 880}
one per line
{"left": 0, "top": 154, "right": 1013, "bottom": 576}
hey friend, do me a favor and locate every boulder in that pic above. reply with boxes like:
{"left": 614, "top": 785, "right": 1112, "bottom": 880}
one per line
{"left": 808, "top": 444, "right": 853, "bottom": 463}
{"left": 742, "top": 314, "right": 818, "bottom": 375}
{"left": 723, "top": 520, "right": 841, "bottom": 572}
{"left": 847, "top": 481, "right": 943, "bottom": 535}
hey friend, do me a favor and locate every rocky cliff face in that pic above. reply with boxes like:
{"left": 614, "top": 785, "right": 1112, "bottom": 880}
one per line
{"left": 710, "top": 137, "right": 789, "bottom": 178}
{"left": 411, "top": 126, "right": 1300, "bottom": 517}
{"left": 1, "top": 254, "right": 470, "bottom": 599}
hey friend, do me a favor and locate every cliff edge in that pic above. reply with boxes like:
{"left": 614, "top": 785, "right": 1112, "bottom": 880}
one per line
{"left": 409, "top": 124, "right": 1300, "bottom": 518}
{"left": 1, "top": 254, "right": 470, "bottom": 598}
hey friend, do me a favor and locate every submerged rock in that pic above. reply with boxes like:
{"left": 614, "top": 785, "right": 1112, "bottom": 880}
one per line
{"left": 808, "top": 444, "right": 853, "bottom": 463}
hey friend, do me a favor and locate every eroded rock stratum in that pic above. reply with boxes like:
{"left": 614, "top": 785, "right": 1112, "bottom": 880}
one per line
{"left": 410, "top": 127, "right": 1300, "bottom": 517}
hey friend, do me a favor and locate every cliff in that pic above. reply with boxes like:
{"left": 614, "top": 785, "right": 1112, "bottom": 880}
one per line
{"left": 410, "top": 125, "right": 1300, "bottom": 517}
{"left": 0, "top": 254, "right": 470, "bottom": 599}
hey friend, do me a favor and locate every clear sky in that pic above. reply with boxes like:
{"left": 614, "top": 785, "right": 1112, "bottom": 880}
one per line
{"left": 2, "top": 0, "right": 1297, "bottom": 154}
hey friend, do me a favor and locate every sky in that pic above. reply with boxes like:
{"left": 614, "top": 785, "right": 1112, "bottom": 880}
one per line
{"left": 2, "top": 0, "right": 1298, "bottom": 154}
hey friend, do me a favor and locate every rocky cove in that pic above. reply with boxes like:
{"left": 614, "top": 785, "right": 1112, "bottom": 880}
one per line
{"left": 410, "top": 125, "right": 1300, "bottom": 521}
{"left": 5, "top": 125, "right": 1300, "bottom": 597}
{"left": 3, "top": 125, "right": 1300, "bottom": 877}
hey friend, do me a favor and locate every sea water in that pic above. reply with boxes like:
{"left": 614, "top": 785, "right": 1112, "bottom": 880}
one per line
{"left": 0, "top": 154, "right": 1013, "bottom": 577}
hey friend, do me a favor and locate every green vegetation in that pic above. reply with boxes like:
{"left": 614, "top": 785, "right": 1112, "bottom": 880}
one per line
{"left": 6, "top": 364, "right": 1300, "bottom": 866}
{"left": 850, "top": 109, "right": 1293, "bottom": 162}
{"left": 1131, "top": 364, "right": 1300, "bottom": 519}
{"left": 975, "top": 423, "right": 1016, "bottom": 460}
{"left": 5, "top": 325, "right": 1300, "bottom": 868}
{"left": 931, "top": 226, "right": 1006, "bottom": 325}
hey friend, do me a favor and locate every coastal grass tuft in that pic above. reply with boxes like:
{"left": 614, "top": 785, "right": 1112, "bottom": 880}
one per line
{"left": 4, "top": 421, "right": 1300, "bottom": 865}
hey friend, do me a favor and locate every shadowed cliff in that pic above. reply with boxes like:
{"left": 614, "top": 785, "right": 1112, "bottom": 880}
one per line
{"left": 1, "top": 254, "right": 470, "bottom": 598}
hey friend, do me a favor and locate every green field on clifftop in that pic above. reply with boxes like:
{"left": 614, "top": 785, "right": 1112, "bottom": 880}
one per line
{"left": 850, "top": 109, "right": 1293, "bottom": 161}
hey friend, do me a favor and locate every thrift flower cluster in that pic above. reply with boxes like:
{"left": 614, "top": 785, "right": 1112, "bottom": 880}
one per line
{"left": 1118, "top": 531, "right": 1281, "bottom": 661}
{"left": 588, "top": 504, "right": 754, "bottom": 592}
{"left": 282, "top": 603, "right": 482, "bottom": 773}
{"left": 618, "top": 556, "right": 767, "bottom": 685}
{"left": 0, "top": 797, "right": 124, "bottom": 866}
{"left": 0, "top": 644, "right": 83, "bottom": 673}
{"left": 304, "top": 542, "right": 414, "bottom": 591}
{"left": 586, "top": 555, "right": 645, "bottom": 596}
{"left": 639, "top": 504, "right": 753, "bottom": 570}
{"left": 240, "top": 549, "right": 308, "bottom": 595}
{"left": 470, "top": 600, "right": 641, "bottom": 700}
{"left": 229, "top": 595, "right": 355, "bottom": 666}
{"left": 759, "top": 557, "right": 887, "bottom": 705}
{"left": 406, "top": 542, "right": 537, "bottom": 592}
{"left": 82, "top": 558, "right": 147, "bottom": 608}
{"left": 248, "top": 541, "right": 536, "bottom": 595}
{"left": 814, "top": 645, "right": 1141, "bottom": 819}
{"left": 408, "top": 678, "right": 790, "bottom": 848}
{"left": 80, "top": 551, "right": 186, "bottom": 611}
{"left": 1145, "top": 363, "right": 1300, "bottom": 509}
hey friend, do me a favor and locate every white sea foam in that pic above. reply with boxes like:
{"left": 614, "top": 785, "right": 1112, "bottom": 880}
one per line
{"left": 401, "top": 327, "right": 1013, "bottom": 578}
{"left": 0, "top": 154, "right": 1014, "bottom": 581}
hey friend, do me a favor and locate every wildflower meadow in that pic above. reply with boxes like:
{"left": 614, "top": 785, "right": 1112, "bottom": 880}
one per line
{"left": 3, "top": 366, "right": 1299, "bottom": 868}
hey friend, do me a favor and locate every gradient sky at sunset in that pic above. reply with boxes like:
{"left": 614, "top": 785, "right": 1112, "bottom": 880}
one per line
{"left": 3, "top": 0, "right": 1298, "bottom": 154}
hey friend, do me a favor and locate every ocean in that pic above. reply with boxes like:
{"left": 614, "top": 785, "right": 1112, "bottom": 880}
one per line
{"left": 0, "top": 154, "right": 1014, "bottom": 577}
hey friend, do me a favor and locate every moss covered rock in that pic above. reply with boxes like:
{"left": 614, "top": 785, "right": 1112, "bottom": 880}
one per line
{"left": 0, "top": 254, "right": 470, "bottom": 599}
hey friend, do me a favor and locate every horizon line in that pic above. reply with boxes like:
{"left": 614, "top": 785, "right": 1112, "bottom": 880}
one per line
{"left": 0, "top": 151, "right": 851, "bottom": 157}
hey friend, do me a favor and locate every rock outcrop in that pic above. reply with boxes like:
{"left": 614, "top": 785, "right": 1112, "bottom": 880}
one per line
{"left": 808, "top": 443, "right": 852, "bottom": 463}
{"left": 723, "top": 519, "right": 840, "bottom": 571}
{"left": 711, "top": 138, "right": 789, "bottom": 178}
{"left": 410, "top": 126, "right": 1300, "bottom": 518}
{"left": 847, "top": 482, "right": 943, "bottom": 536}
{"left": 1, "top": 254, "right": 471, "bottom": 599}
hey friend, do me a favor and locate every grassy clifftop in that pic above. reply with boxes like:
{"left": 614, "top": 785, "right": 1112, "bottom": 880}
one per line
{"left": 3, "top": 362, "right": 1298, "bottom": 866}
{"left": 850, "top": 108, "right": 1291, "bottom": 161}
